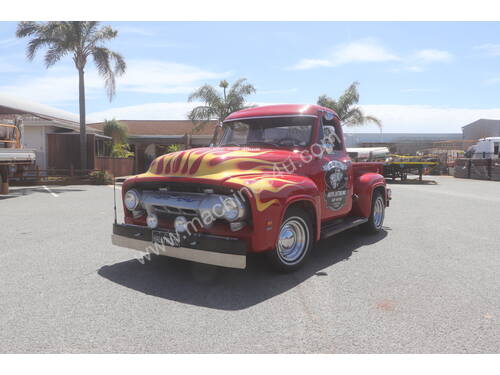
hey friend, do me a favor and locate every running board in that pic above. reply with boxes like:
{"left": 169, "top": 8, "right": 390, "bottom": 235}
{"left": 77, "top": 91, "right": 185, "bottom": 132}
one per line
{"left": 320, "top": 217, "right": 368, "bottom": 239}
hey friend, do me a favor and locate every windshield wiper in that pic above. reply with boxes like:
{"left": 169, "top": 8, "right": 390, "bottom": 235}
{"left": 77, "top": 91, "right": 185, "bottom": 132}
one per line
{"left": 245, "top": 141, "right": 284, "bottom": 148}
{"left": 219, "top": 143, "right": 242, "bottom": 147}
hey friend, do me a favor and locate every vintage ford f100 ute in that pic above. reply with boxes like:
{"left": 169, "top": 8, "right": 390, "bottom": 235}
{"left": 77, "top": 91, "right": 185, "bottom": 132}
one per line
{"left": 112, "top": 104, "right": 391, "bottom": 272}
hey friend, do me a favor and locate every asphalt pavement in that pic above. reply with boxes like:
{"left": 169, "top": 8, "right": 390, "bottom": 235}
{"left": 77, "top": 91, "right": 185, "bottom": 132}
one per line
{"left": 0, "top": 176, "right": 499, "bottom": 353}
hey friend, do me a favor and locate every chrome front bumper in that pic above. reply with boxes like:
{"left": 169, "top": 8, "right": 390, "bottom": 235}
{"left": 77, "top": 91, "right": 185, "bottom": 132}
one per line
{"left": 111, "top": 223, "right": 247, "bottom": 269}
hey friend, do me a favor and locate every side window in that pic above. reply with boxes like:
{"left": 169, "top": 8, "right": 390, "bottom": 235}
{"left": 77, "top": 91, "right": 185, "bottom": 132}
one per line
{"left": 494, "top": 142, "right": 499, "bottom": 156}
{"left": 320, "top": 119, "right": 342, "bottom": 154}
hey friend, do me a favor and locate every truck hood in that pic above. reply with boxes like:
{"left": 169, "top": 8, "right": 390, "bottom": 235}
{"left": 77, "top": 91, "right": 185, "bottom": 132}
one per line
{"left": 140, "top": 147, "right": 305, "bottom": 182}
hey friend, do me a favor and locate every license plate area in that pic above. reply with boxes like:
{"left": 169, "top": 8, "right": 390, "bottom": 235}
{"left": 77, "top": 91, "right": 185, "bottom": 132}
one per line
{"left": 152, "top": 230, "right": 181, "bottom": 247}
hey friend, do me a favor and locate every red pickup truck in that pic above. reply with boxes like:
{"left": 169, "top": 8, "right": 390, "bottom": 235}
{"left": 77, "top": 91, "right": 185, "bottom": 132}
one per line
{"left": 112, "top": 104, "right": 390, "bottom": 272}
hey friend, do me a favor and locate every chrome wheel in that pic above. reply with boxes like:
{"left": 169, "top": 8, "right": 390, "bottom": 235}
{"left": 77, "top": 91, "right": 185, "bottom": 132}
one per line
{"left": 373, "top": 196, "right": 385, "bottom": 229}
{"left": 277, "top": 216, "right": 309, "bottom": 265}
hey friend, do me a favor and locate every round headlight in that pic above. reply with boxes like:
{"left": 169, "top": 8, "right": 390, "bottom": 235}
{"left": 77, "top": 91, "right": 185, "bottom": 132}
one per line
{"left": 124, "top": 189, "right": 140, "bottom": 211}
{"left": 222, "top": 198, "right": 243, "bottom": 222}
{"left": 174, "top": 216, "right": 188, "bottom": 233}
{"left": 146, "top": 213, "right": 158, "bottom": 229}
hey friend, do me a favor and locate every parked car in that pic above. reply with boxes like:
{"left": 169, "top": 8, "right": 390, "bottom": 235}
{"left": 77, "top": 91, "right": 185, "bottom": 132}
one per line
{"left": 112, "top": 104, "right": 391, "bottom": 272}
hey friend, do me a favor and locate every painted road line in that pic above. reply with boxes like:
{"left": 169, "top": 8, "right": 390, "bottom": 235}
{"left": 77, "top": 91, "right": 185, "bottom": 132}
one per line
{"left": 42, "top": 185, "right": 59, "bottom": 197}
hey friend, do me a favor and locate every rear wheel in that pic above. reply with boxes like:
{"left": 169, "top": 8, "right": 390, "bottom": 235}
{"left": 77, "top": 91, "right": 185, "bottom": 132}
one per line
{"left": 268, "top": 207, "right": 313, "bottom": 272}
{"left": 361, "top": 191, "right": 385, "bottom": 234}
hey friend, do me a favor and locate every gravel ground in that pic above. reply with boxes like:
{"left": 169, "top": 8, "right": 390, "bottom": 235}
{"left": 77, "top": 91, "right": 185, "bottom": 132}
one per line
{"left": 0, "top": 176, "right": 498, "bottom": 353}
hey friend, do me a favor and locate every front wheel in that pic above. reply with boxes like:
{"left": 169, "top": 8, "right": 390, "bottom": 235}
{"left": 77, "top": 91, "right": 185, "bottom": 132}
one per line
{"left": 361, "top": 191, "right": 386, "bottom": 234}
{"left": 267, "top": 207, "right": 313, "bottom": 272}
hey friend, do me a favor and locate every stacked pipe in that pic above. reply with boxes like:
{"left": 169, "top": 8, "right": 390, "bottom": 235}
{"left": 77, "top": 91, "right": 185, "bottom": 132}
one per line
{"left": 454, "top": 158, "right": 470, "bottom": 179}
{"left": 492, "top": 160, "right": 500, "bottom": 181}
{"left": 470, "top": 159, "right": 492, "bottom": 180}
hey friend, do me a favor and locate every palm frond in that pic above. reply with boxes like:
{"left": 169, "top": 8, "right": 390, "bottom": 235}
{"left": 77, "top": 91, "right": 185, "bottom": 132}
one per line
{"left": 92, "top": 46, "right": 115, "bottom": 100}
{"left": 342, "top": 107, "right": 364, "bottom": 126}
{"left": 187, "top": 78, "right": 255, "bottom": 128}
{"left": 188, "top": 84, "right": 222, "bottom": 104}
{"left": 317, "top": 94, "right": 338, "bottom": 111}
{"left": 91, "top": 47, "right": 126, "bottom": 101}
{"left": 44, "top": 44, "right": 68, "bottom": 67}
{"left": 16, "top": 21, "right": 39, "bottom": 38}
{"left": 188, "top": 105, "right": 217, "bottom": 122}
{"left": 109, "top": 51, "right": 126, "bottom": 74}
{"left": 318, "top": 82, "right": 381, "bottom": 128}
{"left": 87, "top": 25, "right": 117, "bottom": 47}
{"left": 337, "top": 82, "right": 360, "bottom": 116}
{"left": 363, "top": 115, "right": 382, "bottom": 129}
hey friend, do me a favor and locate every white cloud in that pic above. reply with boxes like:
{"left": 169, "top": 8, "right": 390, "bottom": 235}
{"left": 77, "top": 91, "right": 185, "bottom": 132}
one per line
{"left": 88, "top": 101, "right": 200, "bottom": 122}
{"left": 350, "top": 104, "right": 500, "bottom": 133}
{"left": 475, "top": 43, "right": 500, "bottom": 56}
{"left": 290, "top": 38, "right": 452, "bottom": 72}
{"left": 290, "top": 59, "right": 332, "bottom": 70}
{"left": 397, "top": 49, "right": 453, "bottom": 72}
{"left": 89, "top": 101, "right": 500, "bottom": 134}
{"left": 0, "top": 60, "right": 228, "bottom": 105}
{"left": 0, "top": 66, "right": 104, "bottom": 104}
{"left": 484, "top": 77, "right": 500, "bottom": 86}
{"left": 412, "top": 49, "right": 453, "bottom": 63}
{"left": 289, "top": 38, "right": 400, "bottom": 70}
{"left": 116, "top": 60, "right": 228, "bottom": 94}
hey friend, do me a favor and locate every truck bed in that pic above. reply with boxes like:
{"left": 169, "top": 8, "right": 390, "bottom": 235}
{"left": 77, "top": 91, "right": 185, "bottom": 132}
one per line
{"left": 0, "top": 148, "right": 36, "bottom": 164}
{"left": 352, "top": 161, "right": 384, "bottom": 176}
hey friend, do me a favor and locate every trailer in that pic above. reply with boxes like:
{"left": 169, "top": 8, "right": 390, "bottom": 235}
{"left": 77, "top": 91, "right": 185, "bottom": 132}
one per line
{"left": 0, "top": 122, "right": 36, "bottom": 194}
{"left": 383, "top": 155, "right": 438, "bottom": 181}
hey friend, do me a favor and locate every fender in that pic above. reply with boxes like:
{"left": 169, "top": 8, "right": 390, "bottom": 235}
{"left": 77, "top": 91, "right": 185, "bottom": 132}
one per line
{"left": 225, "top": 174, "right": 320, "bottom": 252}
{"left": 351, "top": 173, "right": 386, "bottom": 218}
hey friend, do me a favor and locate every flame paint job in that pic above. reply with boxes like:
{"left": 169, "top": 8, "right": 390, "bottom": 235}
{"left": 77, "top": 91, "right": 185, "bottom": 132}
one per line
{"left": 141, "top": 148, "right": 276, "bottom": 181}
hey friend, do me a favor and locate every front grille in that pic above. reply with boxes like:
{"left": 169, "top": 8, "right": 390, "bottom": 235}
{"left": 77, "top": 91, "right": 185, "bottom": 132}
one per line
{"left": 133, "top": 181, "right": 233, "bottom": 195}
{"left": 153, "top": 205, "right": 198, "bottom": 216}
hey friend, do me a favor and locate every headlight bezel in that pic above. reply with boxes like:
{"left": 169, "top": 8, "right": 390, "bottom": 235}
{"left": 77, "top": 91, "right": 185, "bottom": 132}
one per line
{"left": 221, "top": 197, "right": 246, "bottom": 222}
{"left": 124, "top": 189, "right": 140, "bottom": 211}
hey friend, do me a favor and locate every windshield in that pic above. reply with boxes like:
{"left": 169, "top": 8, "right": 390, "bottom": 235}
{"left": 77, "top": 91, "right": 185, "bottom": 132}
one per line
{"left": 218, "top": 116, "right": 315, "bottom": 148}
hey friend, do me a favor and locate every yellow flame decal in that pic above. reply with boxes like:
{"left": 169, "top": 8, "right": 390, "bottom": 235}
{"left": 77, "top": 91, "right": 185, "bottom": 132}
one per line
{"left": 228, "top": 176, "right": 300, "bottom": 211}
{"left": 141, "top": 149, "right": 276, "bottom": 181}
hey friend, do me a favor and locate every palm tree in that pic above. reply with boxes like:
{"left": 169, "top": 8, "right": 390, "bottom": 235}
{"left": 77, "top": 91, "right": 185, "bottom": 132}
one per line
{"left": 187, "top": 78, "right": 256, "bottom": 136}
{"left": 103, "top": 118, "right": 128, "bottom": 145}
{"left": 16, "top": 21, "right": 126, "bottom": 169}
{"left": 317, "top": 82, "right": 381, "bottom": 128}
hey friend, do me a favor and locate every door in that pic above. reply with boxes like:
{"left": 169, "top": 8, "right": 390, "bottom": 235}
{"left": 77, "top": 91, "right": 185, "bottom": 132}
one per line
{"left": 318, "top": 117, "right": 353, "bottom": 221}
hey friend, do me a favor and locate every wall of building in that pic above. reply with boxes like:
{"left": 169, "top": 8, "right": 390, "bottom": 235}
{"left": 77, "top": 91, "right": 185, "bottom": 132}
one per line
{"left": 462, "top": 120, "right": 500, "bottom": 140}
{"left": 22, "top": 125, "right": 47, "bottom": 170}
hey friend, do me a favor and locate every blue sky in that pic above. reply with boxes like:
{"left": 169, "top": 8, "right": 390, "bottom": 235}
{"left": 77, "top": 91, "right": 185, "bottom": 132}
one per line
{"left": 2, "top": 21, "right": 500, "bottom": 132}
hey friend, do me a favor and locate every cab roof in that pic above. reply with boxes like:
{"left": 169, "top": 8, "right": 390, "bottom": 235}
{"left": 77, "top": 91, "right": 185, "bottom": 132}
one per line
{"left": 224, "top": 104, "right": 338, "bottom": 122}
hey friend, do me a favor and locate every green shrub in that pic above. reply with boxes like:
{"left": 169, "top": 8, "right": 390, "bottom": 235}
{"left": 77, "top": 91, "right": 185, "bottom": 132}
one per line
{"left": 111, "top": 143, "right": 134, "bottom": 158}
{"left": 89, "top": 170, "right": 113, "bottom": 185}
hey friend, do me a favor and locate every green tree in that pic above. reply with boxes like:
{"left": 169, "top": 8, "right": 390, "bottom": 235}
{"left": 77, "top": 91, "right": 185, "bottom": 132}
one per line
{"left": 187, "top": 78, "right": 256, "bottom": 134}
{"left": 103, "top": 118, "right": 128, "bottom": 145}
{"left": 317, "top": 82, "right": 382, "bottom": 128}
{"left": 16, "top": 21, "right": 126, "bottom": 169}
{"left": 111, "top": 144, "right": 134, "bottom": 158}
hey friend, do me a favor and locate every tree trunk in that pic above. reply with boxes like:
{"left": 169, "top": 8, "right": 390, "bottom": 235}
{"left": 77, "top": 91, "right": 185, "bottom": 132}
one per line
{"left": 78, "top": 67, "right": 87, "bottom": 170}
